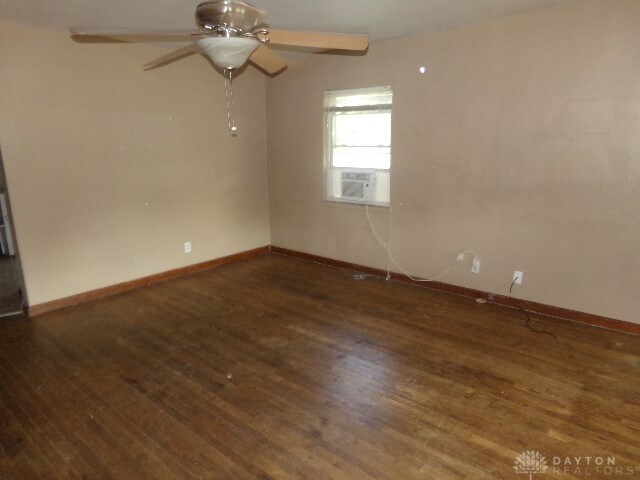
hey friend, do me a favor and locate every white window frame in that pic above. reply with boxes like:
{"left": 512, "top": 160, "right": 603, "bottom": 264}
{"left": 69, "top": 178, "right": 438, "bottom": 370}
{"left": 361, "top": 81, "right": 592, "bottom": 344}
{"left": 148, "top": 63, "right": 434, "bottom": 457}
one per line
{"left": 324, "top": 86, "right": 392, "bottom": 207}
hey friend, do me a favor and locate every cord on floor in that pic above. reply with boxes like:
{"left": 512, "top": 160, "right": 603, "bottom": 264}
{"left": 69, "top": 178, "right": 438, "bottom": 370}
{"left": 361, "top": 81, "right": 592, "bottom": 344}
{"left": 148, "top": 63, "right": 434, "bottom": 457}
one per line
{"left": 509, "top": 277, "right": 563, "bottom": 344}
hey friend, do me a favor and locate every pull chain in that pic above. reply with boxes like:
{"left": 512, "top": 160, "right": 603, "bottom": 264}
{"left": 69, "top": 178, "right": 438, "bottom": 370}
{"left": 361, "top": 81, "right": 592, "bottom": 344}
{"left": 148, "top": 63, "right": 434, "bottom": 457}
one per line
{"left": 224, "top": 69, "right": 237, "bottom": 135}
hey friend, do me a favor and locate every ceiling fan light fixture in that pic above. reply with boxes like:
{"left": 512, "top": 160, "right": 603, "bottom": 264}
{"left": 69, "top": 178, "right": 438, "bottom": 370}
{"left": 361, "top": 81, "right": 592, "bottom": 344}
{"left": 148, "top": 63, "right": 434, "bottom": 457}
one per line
{"left": 196, "top": 36, "right": 259, "bottom": 70}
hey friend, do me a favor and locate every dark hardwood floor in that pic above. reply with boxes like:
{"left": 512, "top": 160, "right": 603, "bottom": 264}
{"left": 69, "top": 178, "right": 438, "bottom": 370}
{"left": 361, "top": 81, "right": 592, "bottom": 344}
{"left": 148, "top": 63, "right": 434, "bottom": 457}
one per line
{"left": 1, "top": 253, "right": 639, "bottom": 479}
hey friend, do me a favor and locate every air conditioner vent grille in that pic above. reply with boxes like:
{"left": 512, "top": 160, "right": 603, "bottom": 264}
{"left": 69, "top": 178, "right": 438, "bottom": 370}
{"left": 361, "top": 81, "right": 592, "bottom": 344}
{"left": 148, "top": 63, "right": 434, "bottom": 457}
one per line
{"left": 342, "top": 172, "right": 372, "bottom": 182}
{"left": 342, "top": 181, "right": 365, "bottom": 199}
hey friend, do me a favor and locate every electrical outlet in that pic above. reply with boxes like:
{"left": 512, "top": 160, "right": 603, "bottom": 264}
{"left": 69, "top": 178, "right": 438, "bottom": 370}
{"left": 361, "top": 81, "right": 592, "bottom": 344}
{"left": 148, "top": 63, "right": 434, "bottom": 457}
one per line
{"left": 457, "top": 253, "right": 465, "bottom": 261}
{"left": 471, "top": 258, "right": 480, "bottom": 274}
{"left": 513, "top": 271, "right": 523, "bottom": 284}
{"left": 184, "top": 241, "right": 192, "bottom": 254}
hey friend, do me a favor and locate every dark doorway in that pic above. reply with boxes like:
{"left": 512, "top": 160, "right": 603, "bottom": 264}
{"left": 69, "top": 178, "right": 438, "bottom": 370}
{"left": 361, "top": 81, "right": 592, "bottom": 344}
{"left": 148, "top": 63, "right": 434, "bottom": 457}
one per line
{"left": 0, "top": 148, "right": 24, "bottom": 317}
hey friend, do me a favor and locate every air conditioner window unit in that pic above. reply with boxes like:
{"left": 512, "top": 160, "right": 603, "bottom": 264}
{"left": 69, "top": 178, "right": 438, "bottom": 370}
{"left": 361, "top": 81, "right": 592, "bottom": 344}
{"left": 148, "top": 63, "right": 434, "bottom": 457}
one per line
{"left": 340, "top": 170, "right": 376, "bottom": 202}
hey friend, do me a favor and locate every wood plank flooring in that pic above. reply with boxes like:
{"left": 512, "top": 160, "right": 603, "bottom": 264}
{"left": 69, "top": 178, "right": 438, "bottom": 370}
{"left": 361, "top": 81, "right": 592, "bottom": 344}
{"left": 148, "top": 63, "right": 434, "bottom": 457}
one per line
{"left": 1, "top": 253, "right": 639, "bottom": 479}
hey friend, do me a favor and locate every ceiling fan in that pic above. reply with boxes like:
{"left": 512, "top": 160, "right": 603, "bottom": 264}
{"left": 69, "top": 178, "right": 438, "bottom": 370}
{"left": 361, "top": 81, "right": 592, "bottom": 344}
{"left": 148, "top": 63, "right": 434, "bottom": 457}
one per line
{"left": 70, "top": 0, "right": 369, "bottom": 133}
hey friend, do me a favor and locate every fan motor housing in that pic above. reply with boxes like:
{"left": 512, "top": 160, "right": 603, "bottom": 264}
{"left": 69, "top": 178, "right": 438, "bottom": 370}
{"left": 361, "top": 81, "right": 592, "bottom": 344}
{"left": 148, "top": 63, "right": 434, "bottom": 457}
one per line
{"left": 196, "top": 0, "right": 267, "bottom": 34}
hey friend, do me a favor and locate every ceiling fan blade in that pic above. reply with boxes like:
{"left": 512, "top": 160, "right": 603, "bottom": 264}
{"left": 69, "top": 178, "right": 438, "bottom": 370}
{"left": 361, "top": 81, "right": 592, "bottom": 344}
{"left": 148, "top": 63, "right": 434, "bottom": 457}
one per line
{"left": 267, "top": 29, "right": 369, "bottom": 51}
{"left": 249, "top": 44, "right": 287, "bottom": 75}
{"left": 70, "top": 28, "right": 200, "bottom": 43}
{"left": 144, "top": 44, "right": 200, "bottom": 70}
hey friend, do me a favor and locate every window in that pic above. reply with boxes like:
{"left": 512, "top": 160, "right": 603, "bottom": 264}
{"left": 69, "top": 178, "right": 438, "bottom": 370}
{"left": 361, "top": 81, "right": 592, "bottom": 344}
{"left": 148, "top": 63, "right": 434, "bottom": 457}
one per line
{"left": 325, "top": 86, "right": 392, "bottom": 206}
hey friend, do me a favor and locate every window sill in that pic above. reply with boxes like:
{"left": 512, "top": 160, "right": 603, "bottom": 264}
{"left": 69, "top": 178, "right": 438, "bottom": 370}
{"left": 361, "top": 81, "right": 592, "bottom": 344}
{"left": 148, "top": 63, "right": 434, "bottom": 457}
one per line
{"left": 322, "top": 199, "right": 390, "bottom": 210}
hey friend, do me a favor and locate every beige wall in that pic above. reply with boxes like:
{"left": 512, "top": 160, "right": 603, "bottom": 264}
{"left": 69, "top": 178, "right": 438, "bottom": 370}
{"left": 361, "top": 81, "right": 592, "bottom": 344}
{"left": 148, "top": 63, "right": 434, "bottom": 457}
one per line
{"left": 266, "top": 0, "right": 640, "bottom": 324}
{"left": 0, "top": 20, "right": 270, "bottom": 306}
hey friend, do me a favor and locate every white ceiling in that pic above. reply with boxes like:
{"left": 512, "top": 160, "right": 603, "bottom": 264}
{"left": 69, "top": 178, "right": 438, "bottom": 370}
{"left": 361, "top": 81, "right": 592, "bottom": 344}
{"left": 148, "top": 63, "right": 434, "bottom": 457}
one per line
{"left": 1, "top": 0, "right": 581, "bottom": 42}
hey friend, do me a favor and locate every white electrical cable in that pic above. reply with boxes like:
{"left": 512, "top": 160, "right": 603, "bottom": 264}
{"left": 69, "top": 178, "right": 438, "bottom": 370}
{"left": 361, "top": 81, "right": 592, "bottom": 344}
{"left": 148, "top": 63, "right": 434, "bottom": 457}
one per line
{"left": 365, "top": 204, "right": 476, "bottom": 282}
